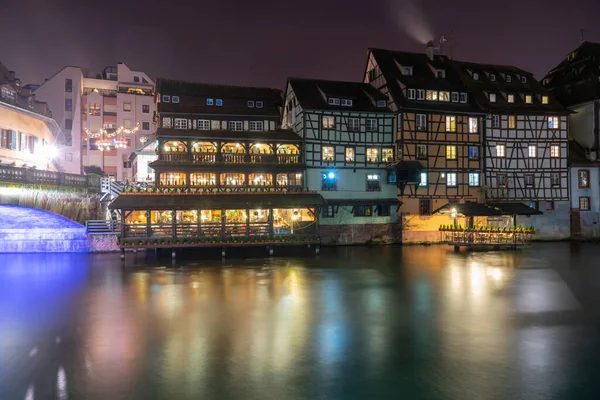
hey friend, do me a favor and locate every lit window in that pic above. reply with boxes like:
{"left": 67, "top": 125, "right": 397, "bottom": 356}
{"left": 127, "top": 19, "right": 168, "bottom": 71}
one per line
{"left": 347, "top": 118, "right": 360, "bottom": 131}
{"left": 366, "top": 148, "right": 379, "bottom": 163}
{"left": 446, "top": 145, "right": 457, "bottom": 160}
{"left": 551, "top": 173, "right": 560, "bottom": 187}
{"left": 451, "top": 92, "right": 459, "bottom": 102}
{"left": 247, "top": 101, "right": 255, "bottom": 108}
{"left": 206, "top": 98, "right": 214, "bottom": 105}
{"left": 469, "top": 117, "right": 478, "bottom": 133}
{"left": 190, "top": 173, "right": 216, "bottom": 187}
{"left": 468, "top": 146, "right": 479, "bottom": 160}
{"left": 323, "top": 116, "right": 335, "bottom": 129}
{"left": 256, "top": 101, "right": 263, "bottom": 108}
{"left": 162, "top": 117, "right": 172, "bottom": 128}
{"left": 407, "top": 89, "right": 416, "bottom": 99}
{"left": 416, "top": 144, "right": 427, "bottom": 159}
{"left": 528, "top": 145, "right": 537, "bottom": 157}
{"left": 459, "top": 93, "right": 468, "bottom": 103}
{"left": 216, "top": 99, "right": 223, "bottom": 106}
{"left": 580, "top": 197, "right": 590, "bottom": 210}
{"left": 221, "top": 173, "right": 245, "bottom": 187}
{"left": 249, "top": 121, "right": 264, "bottom": 131}
{"left": 508, "top": 115, "right": 516, "bottom": 129}
{"left": 416, "top": 114, "right": 427, "bottom": 130}
{"left": 162, "top": 95, "right": 171, "bottom": 102}
{"left": 426, "top": 90, "right": 438, "bottom": 101}
{"left": 366, "top": 174, "right": 381, "bottom": 191}
{"left": 492, "top": 114, "right": 500, "bottom": 128}
{"left": 417, "top": 89, "right": 425, "bottom": 100}
{"left": 473, "top": 72, "right": 479, "bottom": 80}
{"left": 525, "top": 95, "right": 532, "bottom": 104}
{"left": 322, "top": 146, "right": 335, "bottom": 161}
{"left": 579, "top": 170, "right": 590, "bottom": 188}
{"left": 341, "top": 99, "right": 353, "bottom": 106}
{"left": 507, "top": 94, "right": 515, "bottom": 103}
{"left": 172, "top": 96, "right": 180, "bottom": 103}
{"left": 354, "top": 206, "right": 372, "bottom": 217}
{"left": 328, "top": 97, "right": 340, "bottom": 105}
{"left": 198, "top": 120, "right": 210, "bottom": 130}
{"left": 445, "top": 116, "right": 456, "bottom": 132}
{"left": 439, "top": 91, "right": 450, "bottom": 102}
{"left": 123, "top": 102, "right": 131, "bottom": 111}
{"left": 419, "top": 172, "right": 428, "bottom": 187}
{"left": 490, "top": 93, "right": 497, "bottom": 102}
{"left": 228, "top": 121, "right": 243, "bottom": 131}
{"left": 446, "top": 173, "right": 457, "bottom": 187}
{"left": 550, "top": 145, "right": 560, "bottom": 158}
{"left": 496, "top": 144, "right": 506, "bottom": 158}
{"left": 174, "top": 118, "right": 188, "bottom": 129}
{"left": 542, "top": 96, "right": 549, "bottom": 104}
{"left": 381, "top": 148, "right": 393, "bottom": 162}
{"left": 322, "top": 171, "right": 337, "bottom": 190}
{"left": 345, "top": 147, "right": 355, "bottom": 162}
{"left": 548, "top": 116, "right": 559, "bottom": 129}
{"left": 525, "top": 175, "right": 534, "bottom": 187}
{"left": 160, "top": 173, "right": 187, "bottom": 187}
{"left": 468, "top": 172, "right": 480, "bottom": 187}
{"left": 365, "top": 118, "right": 377, "bottom": 131}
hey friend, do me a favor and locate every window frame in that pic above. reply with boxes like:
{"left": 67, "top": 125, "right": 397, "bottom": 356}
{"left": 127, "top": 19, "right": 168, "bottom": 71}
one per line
{"left": 528, "top": 145, "right": 537, "bottom": 158}
{"left": 416, "top": 144, "right": 427, "bottom": 160}
{"left": 366, "top": 147, "right": 379, "bottom": 164}
{"left": 345, "top": 147, "right": 355, "bottom": 163}
{"left": 347, "top": 117, "right": 360, "bottom": 132}
{"left": 446, "top": 173, "right": 458, "bottom": 187}
{"left": 551, "top": 172, "right": 561, "bottom": 187}
{"left": 469, "top": 117, "right": 478, "bottom": 133}
{"left": 497, "top": 174, "right": 507, "bottom": 187}
{"left": 416, "top": 114, "right": 427, "bottom": 131}
{"left": 419, "top": 199, "right": 432, "bottom": 216}
{"left": 508, "top": 115, "right": 516, "bottom": 129}
{"left": 366, "top": 174, "right": 381, "bottom": 192}
{"left": 550, "top": 145, "right": 560, "bottom": 158}
{"left": 172, "top": 96, "right": 180, "bottom": 104}
{"left": 417, "top": 89, "right": 425, "bottom": 100}
{"left": 249, "top": 121, "right": 264, "bottom": 131}
{"left": 123, "top": 102, "right": 132, "bottom": 112}
{"left": 524, "top": 174, "right": 534, "bottom": 188}
{"left": 198, "top": 119, "right": 211, "bottom": 130}
{"left": 446, "top": 145, "right": 457, "bottom": 160}
{"left": 142, "top": 104, "right": 150, "bottom": 113}
{"left": 578, "top": 170, "right": 590, "bottom": 188}
{"left": 228, "top": 121, "right": 243, "bottom": 131}
{"left": 548, "top": 116, "right": 559, "bottom": 130}
{"left": 216, "top": 99, "right": 223, "bottom": 106}
{"left": 468, "top": 172, "right": 480, "bottom": 187}
{"left": 247, "top": 101, "right": 255, "bottom": 108}
{"left": 459, "top": 93, "right": 468, "bottom": 103}
{"left": 322, "top": 146, "right": 335, "bottom": 162}
{"left": 174, "top": 118, "right": 188, "bottom": 129}
{"left": 256, "top": 101, "right": 263, "bottom": 108}
{"left": 322, "top": 115, "right": 335, "bottom": 129}
{"left": 542, "top": 96, "right": 549, "bottom": 105}
{"left": 507, "top": 94, "right": 515, "bottom": 103}
{"left": 365, "top": 118, "right": 378, "bottom": 131}
{"left": 489, "top": 93, "right": 497, "bottom": 103}
{"left": 354, "top": 205, "right": 373, "bottom": 217}
{"left": 496, "top": 143, "right": 506, "bottom": 158}
{"left": 419, "top": 172, "right": 428, "bottom": 187}
{"left": 445, "top": 115, "right": 456, "bottom": 132}
{"left": 468, "top": 146, "right": 479, "bottom": 160}
{"left": 451, "top": 92, "right": 459, "bottom": 102}
{"left": 492, "top": 114, "right": 500, "bottom": 128}
{"left": 322, "top": 206, "right": 335, "bottom": 218}
{"left": 579, "top": 196, "right": 591, "bottom": 211}
{"left": 162, "top": 95, "right": 171, "bottom": 103}
{"left": 407, "top": 89, "right": 416, "bottom": 100}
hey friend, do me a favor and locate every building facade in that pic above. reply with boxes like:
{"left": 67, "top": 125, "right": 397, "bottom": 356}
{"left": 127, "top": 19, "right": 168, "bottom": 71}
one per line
{"left": 363, "top": 45, "right": 485, "bottom": 242}
{"left": 110, "top": 79, "right": 323, "bottom": 250}
{"left": 35, "top": 63, "right": 156, "bottom": 180}
{"left": 453, "top": 61, "right": 570, "bottom": 240}
{"left": 282, "top": 78, "right": 399, "bottom": 244}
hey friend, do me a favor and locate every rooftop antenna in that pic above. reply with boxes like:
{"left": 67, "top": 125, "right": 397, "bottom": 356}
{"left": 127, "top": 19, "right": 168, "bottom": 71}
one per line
{"left": 581, "top": 28, "right": 587, "bottom": 42}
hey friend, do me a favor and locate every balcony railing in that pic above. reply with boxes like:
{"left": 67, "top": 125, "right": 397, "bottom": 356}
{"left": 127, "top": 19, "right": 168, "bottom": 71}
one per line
{"left": 222, "top": 154, "right": 245, "bottom": 163}
{"left": 160, "top": 152, "right": 189, "bottom": 162}
{"left": 192, "top": 153, "right": 217, "bottom": 163}
{"left": 157, "top": 152, "right": 302, "bottom": 165}
{"left": 0, "top": 165, "right": 98, "bottom": 192}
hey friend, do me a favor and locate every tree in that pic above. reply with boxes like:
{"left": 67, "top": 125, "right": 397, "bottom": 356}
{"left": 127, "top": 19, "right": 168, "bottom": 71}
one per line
{"left": 84, "top": 165, "right": 105, "bottom": 176}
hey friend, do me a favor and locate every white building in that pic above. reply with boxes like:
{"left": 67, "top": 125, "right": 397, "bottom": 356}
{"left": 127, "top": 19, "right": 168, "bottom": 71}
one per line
{"left": 35, "top": 63, "right": 156, "bottom": 180}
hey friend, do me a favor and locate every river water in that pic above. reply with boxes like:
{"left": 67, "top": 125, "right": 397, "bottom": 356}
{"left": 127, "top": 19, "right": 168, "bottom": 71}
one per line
{"left": 2, "top": 243, "right": 600, "bottom": 399}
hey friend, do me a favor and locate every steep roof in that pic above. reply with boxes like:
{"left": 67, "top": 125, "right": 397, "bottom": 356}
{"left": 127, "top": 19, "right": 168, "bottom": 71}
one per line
{"left": 452, "top": 60, "right": 569, "bottom": 114}
{"left": 542, "top": 41, "right": 600, "bottom": 106}
{"left": 287, "top": 78, "right": 392, "bottom": 113}
{"left": 368, "top": 48, "right": 482, "bottom": 114}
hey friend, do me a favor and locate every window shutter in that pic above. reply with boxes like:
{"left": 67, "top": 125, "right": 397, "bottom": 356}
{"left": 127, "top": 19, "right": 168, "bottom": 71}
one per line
{"left": 10, "top": 130, "right": 17, "bottom": 150}
{"left": 33, "top": 136, "right": 38, "bottom": 153}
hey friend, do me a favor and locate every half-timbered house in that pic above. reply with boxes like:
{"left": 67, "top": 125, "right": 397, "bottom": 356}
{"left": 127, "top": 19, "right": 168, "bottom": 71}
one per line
{"left": 453, "top": 61, "right": 571, "bottom": 240}
{"left": 110, "top": 80, "right": 324, "bottom": 252}
{"left": 363, "top": 43, "right": 485, "bottom": 242}
{"left": 282, "top": 78, "right": 399, "bottom": 244}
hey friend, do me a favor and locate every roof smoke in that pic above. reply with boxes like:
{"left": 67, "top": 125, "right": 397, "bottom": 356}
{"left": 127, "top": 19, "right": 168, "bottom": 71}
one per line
{"left": 387, "top": 0, "right": 434, "bottom": 45}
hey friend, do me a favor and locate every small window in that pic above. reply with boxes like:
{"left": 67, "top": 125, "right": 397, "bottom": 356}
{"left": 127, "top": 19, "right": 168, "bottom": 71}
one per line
{"left": 451, "top": 92, "right": 459, "bottom": 102}
{"left": 354, "top": 205, "right": 372, "bottom": 217}
{"left": 345, "top": 147, "right": 355, "bottom": 163}
{"left": 376, "top": 99, "right": 387, "bottom": 108}
{"left": 426, "top": 90, "right": 438, "bottom": 101}
{"left": 407, "top": 89, "right": 416, "bottom": 99}
{"left": 490, "top": 93, "right": 497, "bottom": 102}
{"left": 446, "top": 173, "right": 457, "bottom": 187}
{"left": 323, "top": 116, "right": 335, "bottom": 129}
{"left": 445, "top": 116, "right": 456, "bottom": 132}
{"left": 580, "top": 197, "right": 590, "bottom": 211}
{"left": 419, "top": 172, "right": 428, "bottom": 187}
{"left": 368, "top": 69, "right": 377, "bottom": 81}
{"left": 468, "top": 172, "right": 480, "bottom": 187}
{"left": 382, "top": 148, "right": 394, "bottom": 163}
{"left": 497, "top": 174, "right": 507, "bottom": 186}
{"left": 142, "top": 104, "right": 150, "bottom": 113}
{"left": 365, "top": 118, "right": 378, "bottom": 131}
{"left": 490, "top": 74, "right": 496, "bottom": 82}
{"left": 525, "top": 95, "right": 532, "bottom": 104}
{"left": 524, "top": 174, "right": 534, "bottom": 187}
{"left": 378, "top": 205, "right": 391, "bottom": 217}
{"left": 341, "top": 99, "right": 353, "bottom": 107}
{"left": 228, "top": 121, "right": 243, "bottom": 131}
{"left": 446, "top": 145, "right": 457, "bottom": 160}
{"left": 579, "top": 170, "right": 590, "bottom": 188}
{"left": 548, "top": 116, "right": 559, "bottom": 129}
{"left": 403, "top": 67, "right": 412, "bottom": 76}
{"left": 322, "top": 171, "right": 337, "bottom": 190}
{"left": 416, "top": 144, "right": 427, "bottom": 159}
{"left": 550, "top": 145, "right": 560, "bottom": 158}
{"left": 521, "top": 76, "right": 527, "bottom": 84}
{"left": 65, "top": 119, "right": 73, "bottom": 130}
{"left": 506, "top": 75, "right": 512, "bottom": 83}
{"left": 507, "top": 94, "right": 515, "bottom": 103}
{"left": 417, "top": 89, "right": 425, "bottom": 100}
{"left": 256, "top": 101, "right": 263, "bottom": 108}
{"left": 172, "top": 96, "right": 180, "bottom": 103}
{"left": 322, "top": 146, "right": 335, "bottom": 162}
{"left": 142, "top": 122, "right": 150, "bottom": 130}
{"left": 247, "top": 101, "right": 255, "bottom": 108}
{"left": 438, "top": 91, "right": 450, "bottom": 102}
{"left": 468, "top": 146, "right": 479, "bottom": 160}
{"left": 496, "top": 143, "right": 506, "bottom": 158}
{"left": 492, "top": 114, "right": 500, "bottom": 128}
{"left": 469, "top": 117, "right": 478, "bottom": 133}
{"left": 123, "top": 102, "right": 132, "bottom": 111}
{"left": 419, "top": 199, "right": 431, "bottom": 216}
{"left": 162, "top": 95, "right": 171, "bottom": 103}
{"left": 366, "top": 174, "right": 381, "bottom": 191}
{"left": 174, "top": 118, "right": 188, "bottom": 129}
{"left": 198, "top": 119, "right": 211, "bottom": 130}
{"left": 473, "top": 72, "right": 479, "bottom": 80}
{"left": 366, "top": 148, "right": 379, "bottom": 163}
{"left": 133, "top": 76, "right": 140, "bottom": 82}
{"left": 65, "top": 79, "right": 72, "bottom": 93}
{"left": 328, "top": 97, "right": 340, "bottom": 105}
{"left": 206, "top": 98, "right": 214, "bottom": 105}
{"left": 216, "top": 99, "right": 223, "bottom": 106}
{"left": 65, "top": 98, "right": 72, "bottom": 111}
{"left": 528, "top": 145, "right": 537, "bottom": 158}
{"left": 322, "top": 206, "right": 335, "bottom": 218}
{"left": 542, "top": 96, "right": 549, "bottom": 104}
{"left": 347, "top": 118, "right": 360, "bottom": 131}
{"left": 416, "top": 114, "right": 427, "bottom": 130}
{"left": 551, "top": 172, "right": 560, "bottom": 187}
{"left": 249, "top": 121, "right": 264, "bottom": 131}
{"left": 459, "top": 93, "right": 468, "bottom": 103}
{"left": 508, "top": 115, "right": 516, "bottom": 129}
{"left": 437, "top": 70, "right": 445, "bottom": 78}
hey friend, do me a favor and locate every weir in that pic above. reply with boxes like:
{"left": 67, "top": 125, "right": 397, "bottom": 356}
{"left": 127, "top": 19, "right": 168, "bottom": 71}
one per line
{"left": 0, "top": 205, "right": 89, "bottom": 253}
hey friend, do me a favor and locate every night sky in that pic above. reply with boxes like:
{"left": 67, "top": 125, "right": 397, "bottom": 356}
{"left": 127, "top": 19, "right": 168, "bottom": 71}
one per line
{"left": 1, "top": 0, "right": 599, "bottom": 89}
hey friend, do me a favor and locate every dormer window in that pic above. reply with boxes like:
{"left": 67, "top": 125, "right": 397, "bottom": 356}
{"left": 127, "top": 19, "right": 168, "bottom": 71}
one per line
{"left": 376, "top": 99, "right": 387, "bottom": 107}
{"left": 489, "top": 93, "right": 497, "bottom": 103}
{"left": 247, "top": 101, "right": 255, "bottom": 108}
{"left": 256, "top": 101, "right": 263, "bottom": 108}
{"left": 521, "top": 76, "right": 527, "bottom": 83}
{"left": 438, "top": 91, "right": 450, "bottom": 102}
{"left": 216, "top": 99, "right": 223, "bottom": 106}
{"left": 417, "top": 89, "right": 425, "bottom": 100}
{"left": 162, "top": 95, "right": 171, "bottom": 103}
{"left": 490, "top": 74, "right": 496, "bottom": 82}
{"left": 436, "top": 70, "right": 445, "bottom": 79}
{"left": 341, "top": 99, "right": 353, "bottom": 107}
{"left": 568, "top": 53, "right": 575, "bottom": 60}
{"left": 407, "top": 89, "right": 416, "bottom": 100}
{"left": 451, "top": 92, "right": 459, "bottom": 102}
{"left": 403, "top": 67, "right": 413, "bottom": 76}
{"left": 459, "top": 93, "right": 467, "bottom": 103}
{"left": 473, "top": 72, "right": 479, "bottom": 81}
{"left": 506, "top": 75, "right": 512, "bottom": 83}
{"left": 172, "top": 96, "right": 180, "bottom": 103}
{"left": 507, "top": 94, "right": 515, "bottom": 103}
{"left": 542, "top": 95, "right": 549, "bottom": 104}
{"left": 328, "top": 97, "right": 340, "bottom": 105}
{"left": 426, "top": 90, "right": 438, "bottom": 101}
{"left": 206, "top": 98, "right": 214, "bottom": 105}
{"left": 525, "top": 95, "right": 532, "bottom": 104}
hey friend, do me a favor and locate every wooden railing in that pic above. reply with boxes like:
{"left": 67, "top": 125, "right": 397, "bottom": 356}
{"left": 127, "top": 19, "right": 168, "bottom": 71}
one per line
{"left": 0, "top": 165, "right": 98, "bottom": 192}
{"left": 159, "top": 152, "right": 189, "bottom": 162}
{"left": 157, "top": 152, "right": 302, "bottom": 165}
{"left": 222, "top": 153, "right": 245, "bottom": 163}
{"left": 191, "top": 153, "right": 217, "bottom": 163}
{"left": 86, "top": 220, "right": 120, "bottom": 235}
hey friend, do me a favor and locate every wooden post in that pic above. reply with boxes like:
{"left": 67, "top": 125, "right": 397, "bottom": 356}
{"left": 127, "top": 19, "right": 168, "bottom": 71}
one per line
{"left": 171, "top": 248, "right": 176, "bottom": 260}
{"left": 120, "top": 248, "right": 125, "bottom": 261}
{"left": 221, "top": 247, "right": 226, "bottom": 258}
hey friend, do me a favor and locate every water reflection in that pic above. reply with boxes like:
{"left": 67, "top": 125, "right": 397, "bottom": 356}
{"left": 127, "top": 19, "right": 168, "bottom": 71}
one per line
{"left": 1, "top": 245, "right": 600, "bottom": 399}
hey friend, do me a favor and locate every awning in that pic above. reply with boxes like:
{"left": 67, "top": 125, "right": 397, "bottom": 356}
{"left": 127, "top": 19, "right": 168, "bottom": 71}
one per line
{"left": 325, "top": 198, "right": 401, "bottom": 206}
{"left": 110, "top": 192, "right": 325, "bottom": 210}
{"left": 433, "top": 202, "right": 543, "bottom": 217}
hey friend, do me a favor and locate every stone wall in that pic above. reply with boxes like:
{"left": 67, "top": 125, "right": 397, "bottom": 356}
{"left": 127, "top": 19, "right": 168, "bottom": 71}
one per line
{"left": 88, "top": 234, "right": 121, "bottom": 253}
{"left": 517, "top": 200, "right": 570, "bottom": 241}
{"left": 320, "top": 223, "right": 401, "bottom": 245}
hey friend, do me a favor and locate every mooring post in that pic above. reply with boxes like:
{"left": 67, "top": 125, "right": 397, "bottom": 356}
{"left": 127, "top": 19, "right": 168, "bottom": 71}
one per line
{"left": 315, "top": 245, "right": 320, "bottom": 255}
{"left": 171, "top": 248, "right": 176, "bottom": 260}
{"left": 221, "top": 247, "right": 226, "bottom": 259}
{"left": 120, "top": 248, "right": 125, "bottom": 261}
{"left": 268, "top": 245, "right": 274, "bottom": 257}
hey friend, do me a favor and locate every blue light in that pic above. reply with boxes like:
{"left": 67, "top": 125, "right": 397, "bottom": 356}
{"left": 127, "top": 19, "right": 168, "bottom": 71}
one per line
{"left": 328, "top": 172, "right": 335, "bottom": 179}
{"left": 322, "top": 174, "right": 327, "bottom": 180}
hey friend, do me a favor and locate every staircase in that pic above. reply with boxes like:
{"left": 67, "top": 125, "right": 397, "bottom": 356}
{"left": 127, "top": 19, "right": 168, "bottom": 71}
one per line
{"left": 100, "top": 178, "right": 123, "bottom": 202}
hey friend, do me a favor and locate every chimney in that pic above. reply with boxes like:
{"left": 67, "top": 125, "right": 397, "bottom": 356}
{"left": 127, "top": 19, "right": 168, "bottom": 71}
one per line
{"left": 426, "top": 41, "right": 434, "bottom": 61}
